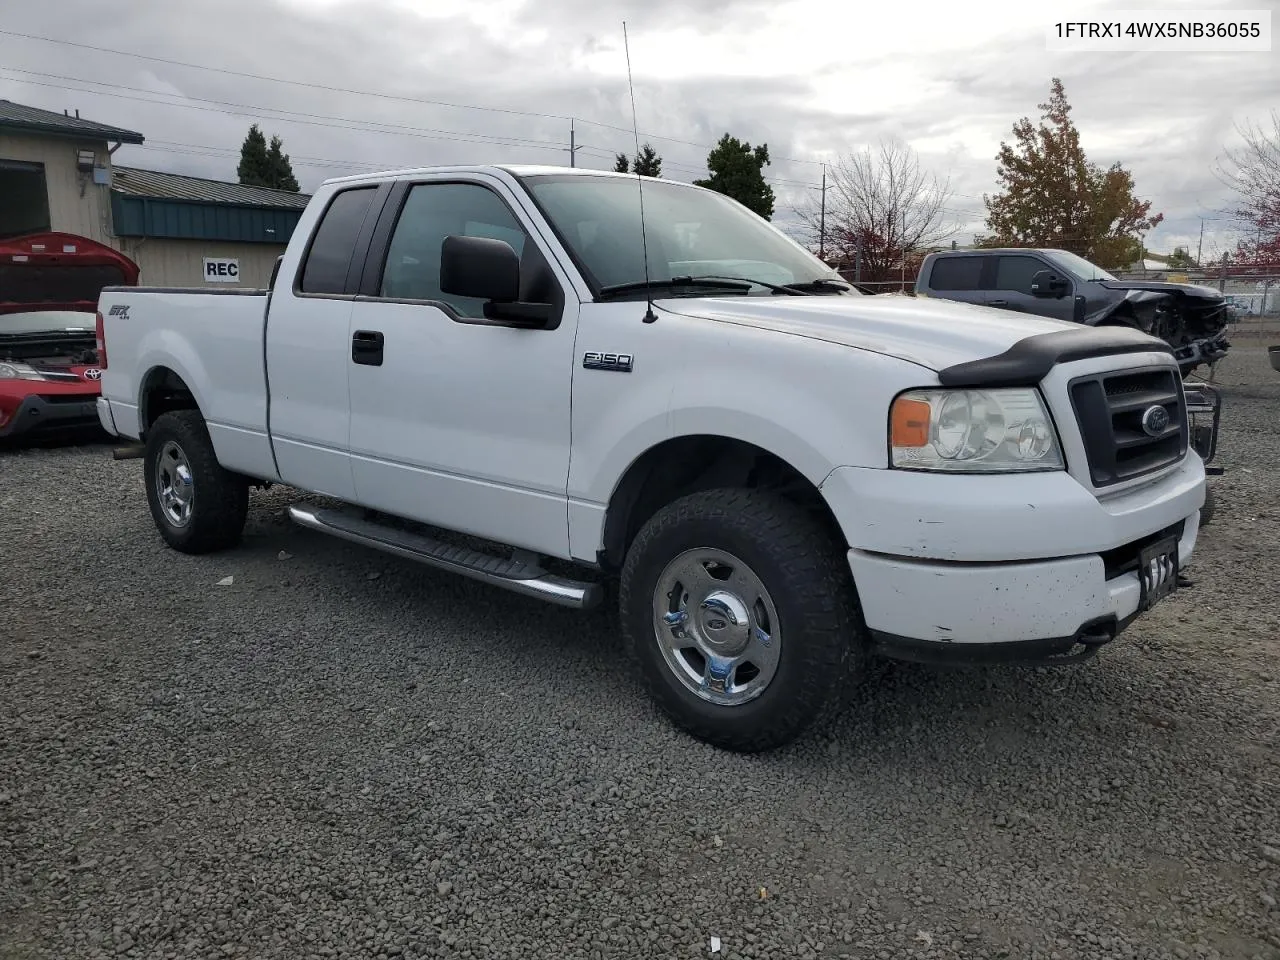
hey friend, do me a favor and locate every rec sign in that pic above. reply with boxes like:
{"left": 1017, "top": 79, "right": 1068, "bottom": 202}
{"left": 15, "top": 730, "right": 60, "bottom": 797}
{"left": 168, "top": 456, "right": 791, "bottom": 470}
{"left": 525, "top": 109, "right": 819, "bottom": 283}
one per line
{"left": 203, "top": 257, "right": 240, "bottom": 283}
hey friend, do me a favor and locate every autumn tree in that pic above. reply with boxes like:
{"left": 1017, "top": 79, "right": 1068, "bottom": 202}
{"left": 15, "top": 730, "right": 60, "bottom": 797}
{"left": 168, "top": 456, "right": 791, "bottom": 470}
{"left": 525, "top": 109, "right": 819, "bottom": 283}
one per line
{"left": 694, "top": 134, "right": 775, "bottom": 219}
{"left": 237, "top": 124, "right": 300, "bottom": 191}
{"left": 978, "top": 78, "right": 1162, "bottom": 269}
{"left": 1215, "top": 110, "right": 1280, "bottom": 267}
{"left": 797, "top": 137, "right": 958, "bottom": 282}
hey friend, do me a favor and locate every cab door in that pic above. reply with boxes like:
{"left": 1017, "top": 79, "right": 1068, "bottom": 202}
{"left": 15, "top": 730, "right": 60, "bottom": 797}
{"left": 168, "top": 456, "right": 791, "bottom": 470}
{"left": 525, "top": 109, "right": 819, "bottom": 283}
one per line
{"left": 983, "top": 253, "right": 1076, "bottom": 322}
{"left": 344, "top": 175, "right": 579, "bottom": 556}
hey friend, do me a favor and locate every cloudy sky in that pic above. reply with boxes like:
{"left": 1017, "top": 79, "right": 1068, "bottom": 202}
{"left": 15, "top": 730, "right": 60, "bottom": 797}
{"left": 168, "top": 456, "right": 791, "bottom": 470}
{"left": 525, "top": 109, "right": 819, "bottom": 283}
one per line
{"left": 1, "top": 0, "right": 1275, "bottom": 258}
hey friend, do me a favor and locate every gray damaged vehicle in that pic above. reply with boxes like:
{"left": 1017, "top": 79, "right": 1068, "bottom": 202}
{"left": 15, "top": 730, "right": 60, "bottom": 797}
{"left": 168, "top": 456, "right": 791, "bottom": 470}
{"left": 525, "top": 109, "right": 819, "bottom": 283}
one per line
{"left": 914, "top": 248, "right": 1231, "bottom": 379}
{"left": 916, "top": 246, "right": 1227, "bottom": 524}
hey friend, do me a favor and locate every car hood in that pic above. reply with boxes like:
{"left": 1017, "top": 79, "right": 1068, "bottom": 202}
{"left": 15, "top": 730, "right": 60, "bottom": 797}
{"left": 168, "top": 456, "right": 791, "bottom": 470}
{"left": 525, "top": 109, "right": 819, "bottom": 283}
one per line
{"left": 1097, "top": 279, "right": 1224, "bottom": 301}
{"left": 658, "top": 293, "right": 1083, "bottom": 373}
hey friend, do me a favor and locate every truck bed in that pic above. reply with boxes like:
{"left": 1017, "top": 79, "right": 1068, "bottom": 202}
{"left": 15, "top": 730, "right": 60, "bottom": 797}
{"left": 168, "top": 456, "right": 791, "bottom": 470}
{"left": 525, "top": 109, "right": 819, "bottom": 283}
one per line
{"left": 97, "top": 286, "right": 277, "bottom": 480}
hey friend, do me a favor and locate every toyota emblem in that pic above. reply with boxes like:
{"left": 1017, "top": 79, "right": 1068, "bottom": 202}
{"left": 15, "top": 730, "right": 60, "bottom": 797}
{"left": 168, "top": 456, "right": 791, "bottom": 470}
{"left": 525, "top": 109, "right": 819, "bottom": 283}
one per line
{"left": 83, "top": 368, "right": 102, "bottom": 381}
{"left": 1140, "top": 404, "right": 1170, "bottom": 437}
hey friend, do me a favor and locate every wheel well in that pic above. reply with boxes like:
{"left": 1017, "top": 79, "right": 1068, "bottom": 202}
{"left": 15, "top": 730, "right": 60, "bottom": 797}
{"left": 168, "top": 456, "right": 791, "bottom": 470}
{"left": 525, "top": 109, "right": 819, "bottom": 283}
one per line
{"left": 599, "top": 436, "right": 845, "bottom": 571}
{"left": 139, "top": 366, "right": 198, "bottom": 435}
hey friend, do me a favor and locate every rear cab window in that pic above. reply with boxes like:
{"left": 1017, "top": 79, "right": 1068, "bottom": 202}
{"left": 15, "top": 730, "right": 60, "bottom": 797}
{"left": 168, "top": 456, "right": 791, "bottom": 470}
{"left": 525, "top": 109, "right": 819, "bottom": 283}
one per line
{"left": 927, "top": 256, "right": 985, "bottom": 291}
{"left": 297, "top": 186, "right": 379, "bottom": 295}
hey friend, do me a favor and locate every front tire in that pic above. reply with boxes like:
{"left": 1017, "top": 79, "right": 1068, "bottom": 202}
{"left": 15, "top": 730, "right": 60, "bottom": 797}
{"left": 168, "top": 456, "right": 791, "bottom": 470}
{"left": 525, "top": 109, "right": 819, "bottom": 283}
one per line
{"left": 1199, "top": 483, "right": 1216, "bottom": 527}
{"left": 143, "top": 410, "right": 249, "bottom": 554}
{"left": 619, "top": 488, "right": 866, "bottom": 752}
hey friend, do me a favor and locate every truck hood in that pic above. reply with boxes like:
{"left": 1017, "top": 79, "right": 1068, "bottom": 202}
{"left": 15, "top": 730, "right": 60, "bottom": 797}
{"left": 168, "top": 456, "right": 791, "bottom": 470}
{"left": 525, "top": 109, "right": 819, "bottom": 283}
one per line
{"left": 1097, "top": 279, "right": 1224, "bottom": 302}
{"left": 659, "top": 293, "right": 1082, "bottom": 372}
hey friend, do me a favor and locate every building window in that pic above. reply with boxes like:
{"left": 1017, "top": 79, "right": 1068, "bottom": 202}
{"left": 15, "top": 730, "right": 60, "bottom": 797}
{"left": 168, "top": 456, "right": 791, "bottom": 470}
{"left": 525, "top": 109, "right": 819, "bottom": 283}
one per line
{"left": 0, "top": 159, "right": 52, "bottom": 239}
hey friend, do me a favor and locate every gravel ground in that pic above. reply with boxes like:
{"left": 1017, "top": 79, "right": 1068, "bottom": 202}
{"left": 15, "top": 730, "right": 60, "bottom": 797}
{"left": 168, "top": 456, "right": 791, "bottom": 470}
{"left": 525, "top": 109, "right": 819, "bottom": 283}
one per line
{"left": 2, "top": 342, "right": 1279, "bottom": 960}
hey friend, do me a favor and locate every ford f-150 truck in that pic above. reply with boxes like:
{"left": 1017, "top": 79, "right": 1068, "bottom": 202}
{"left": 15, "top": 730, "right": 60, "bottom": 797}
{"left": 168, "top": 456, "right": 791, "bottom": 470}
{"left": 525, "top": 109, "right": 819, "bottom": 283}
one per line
{"left": 94, "top": 165, "right": 1206, "bottom": 752}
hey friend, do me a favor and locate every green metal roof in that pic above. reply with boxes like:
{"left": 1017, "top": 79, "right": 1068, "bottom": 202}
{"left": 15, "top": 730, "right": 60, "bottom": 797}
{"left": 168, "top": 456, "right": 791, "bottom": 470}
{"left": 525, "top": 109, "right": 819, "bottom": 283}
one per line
{"left": 112, "top": 166, "right": 311, "bottom": 210}
{"left": 110, "top": 167, "right": 311, "bottom": 244}
{"left": 0, "top": 99, "right": 144, "bottom": 144}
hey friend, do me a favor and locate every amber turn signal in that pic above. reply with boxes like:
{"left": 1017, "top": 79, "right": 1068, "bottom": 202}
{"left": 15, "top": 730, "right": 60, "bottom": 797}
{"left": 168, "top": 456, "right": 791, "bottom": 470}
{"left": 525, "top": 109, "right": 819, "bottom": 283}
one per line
{"left": 890, "top": 396, "right": 931, "bottom": 448}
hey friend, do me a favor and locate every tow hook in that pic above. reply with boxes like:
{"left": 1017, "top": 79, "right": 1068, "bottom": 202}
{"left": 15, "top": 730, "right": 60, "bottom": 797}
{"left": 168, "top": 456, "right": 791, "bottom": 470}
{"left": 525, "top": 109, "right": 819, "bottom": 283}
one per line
{"left": 1076, "top": 621, "right": 1116, "bottom": 648}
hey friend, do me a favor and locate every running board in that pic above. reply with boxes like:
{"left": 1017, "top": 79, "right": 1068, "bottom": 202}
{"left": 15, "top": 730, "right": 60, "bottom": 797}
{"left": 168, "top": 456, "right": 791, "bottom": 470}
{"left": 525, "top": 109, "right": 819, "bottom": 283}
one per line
{"left": 287, "top": 505, "right": 602, "bottom": 609}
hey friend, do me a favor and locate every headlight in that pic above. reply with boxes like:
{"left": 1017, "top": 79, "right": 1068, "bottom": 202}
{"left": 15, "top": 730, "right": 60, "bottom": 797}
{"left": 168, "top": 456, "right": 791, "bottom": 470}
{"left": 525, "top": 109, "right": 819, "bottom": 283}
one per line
{"left": 0, "top": 362, "right": 45, "bottom": 381}
{"left": 889, "top": 388, "right": 1064, "bottom": 472}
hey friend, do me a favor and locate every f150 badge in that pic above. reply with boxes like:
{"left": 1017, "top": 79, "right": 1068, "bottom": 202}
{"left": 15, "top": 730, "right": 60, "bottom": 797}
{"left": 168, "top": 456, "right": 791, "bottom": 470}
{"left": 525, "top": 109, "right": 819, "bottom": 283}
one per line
{"left": 583, "top": 351, "right": 633, "bottom": 372}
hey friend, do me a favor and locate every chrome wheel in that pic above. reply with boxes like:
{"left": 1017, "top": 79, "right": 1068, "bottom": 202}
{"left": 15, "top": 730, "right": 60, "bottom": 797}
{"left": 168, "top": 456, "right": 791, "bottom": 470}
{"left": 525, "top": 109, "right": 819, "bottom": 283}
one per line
{"left": 154, "top": 440, "right": 194, "bottom": 527}
{"left": 652, "top": 548, "right": 781, "bottom": 706}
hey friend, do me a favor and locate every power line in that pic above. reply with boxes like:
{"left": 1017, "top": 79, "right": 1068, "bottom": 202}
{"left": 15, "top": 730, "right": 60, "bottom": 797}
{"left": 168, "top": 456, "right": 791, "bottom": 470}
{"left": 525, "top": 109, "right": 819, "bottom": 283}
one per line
{"left": 0, "top": 68, "right": 574, "bottom": 153}
{"left": 0, "top": 29, "right": 826, "bottom": 166}
{"left": 0, "top": 29, "right": 574, "bottom": 124}
{"left": 0, "top": 42, "right": 1238, "bottom": 227}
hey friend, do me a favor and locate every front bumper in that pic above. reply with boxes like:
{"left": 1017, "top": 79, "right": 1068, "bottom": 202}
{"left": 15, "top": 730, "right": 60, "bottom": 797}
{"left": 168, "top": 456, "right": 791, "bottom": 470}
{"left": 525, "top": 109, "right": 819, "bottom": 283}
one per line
{"left": 821, "top": 456, "right": 1204, "bottom": 659}
{"left": 0, "top": 393, "right": 102, "bottom": 440}
{"left": 850, "top": 509, "right": 1198, "bottom": 662}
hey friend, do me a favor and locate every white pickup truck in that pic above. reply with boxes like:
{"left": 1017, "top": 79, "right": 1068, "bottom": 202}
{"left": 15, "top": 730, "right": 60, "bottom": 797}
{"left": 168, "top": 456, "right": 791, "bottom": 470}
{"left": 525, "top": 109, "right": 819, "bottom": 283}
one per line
{"left": 95, "top": 165, "right": 1206, "bottom": 751}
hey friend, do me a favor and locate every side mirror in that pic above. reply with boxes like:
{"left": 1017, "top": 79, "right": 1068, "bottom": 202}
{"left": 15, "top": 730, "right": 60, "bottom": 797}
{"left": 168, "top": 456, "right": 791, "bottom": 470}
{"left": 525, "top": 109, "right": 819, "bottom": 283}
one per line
{"left": 1030, "top": 269, "right": 1069, "bottom": 298}
{"left": 439, "top": 235, "right": 553, "bottom": 328}
{"left": 440, "top": 235, "right": 519, "bottom": 302}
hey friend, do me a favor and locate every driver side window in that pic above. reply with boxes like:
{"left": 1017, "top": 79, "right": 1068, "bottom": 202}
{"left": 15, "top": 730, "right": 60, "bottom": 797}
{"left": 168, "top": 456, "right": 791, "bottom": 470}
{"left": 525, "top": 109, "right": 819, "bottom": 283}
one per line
{"left": 994, "top": 255, "right": 1055, "bottom": 295}
{"left": 379, "top": 182, "right": 529, "bottom": 318}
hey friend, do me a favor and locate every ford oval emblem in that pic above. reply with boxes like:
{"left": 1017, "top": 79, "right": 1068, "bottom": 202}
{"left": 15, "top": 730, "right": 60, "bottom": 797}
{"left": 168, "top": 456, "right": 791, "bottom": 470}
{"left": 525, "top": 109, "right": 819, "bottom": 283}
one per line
{"left": 1140, "top": 404, "right": 1170, "bottom": 437}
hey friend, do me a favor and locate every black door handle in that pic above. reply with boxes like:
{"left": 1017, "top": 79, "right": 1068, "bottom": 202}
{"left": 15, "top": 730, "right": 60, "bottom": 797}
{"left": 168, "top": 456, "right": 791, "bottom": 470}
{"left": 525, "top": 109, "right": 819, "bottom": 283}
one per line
{"left": 988, "top": 299, "right": 1009, "bottom": 307}
{"left": 352, "top": 330, "right": 384, "bottom": 366}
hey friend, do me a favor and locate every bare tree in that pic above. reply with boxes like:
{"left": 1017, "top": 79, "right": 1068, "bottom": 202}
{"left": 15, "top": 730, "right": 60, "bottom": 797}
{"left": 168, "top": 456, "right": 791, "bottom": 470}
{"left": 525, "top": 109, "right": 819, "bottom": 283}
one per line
{"left": 796, "top": 137, "right": 959, "bottom": 282}
{"left": 1214, "top": 110, "right": 1280, "bottom": 264}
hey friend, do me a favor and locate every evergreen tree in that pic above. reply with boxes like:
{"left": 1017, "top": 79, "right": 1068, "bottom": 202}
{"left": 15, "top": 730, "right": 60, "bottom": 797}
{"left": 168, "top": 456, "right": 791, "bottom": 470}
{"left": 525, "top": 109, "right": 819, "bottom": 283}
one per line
{"left": 632, "top": 143, "right": 662, "bottom": 177}
{"left": 613, "top": 153, "right": 630, "bottom": 173}
{"left": 265, "top": 135, "right": 301, "bottom": 192}
{"left": 694, "top": 134, "right": 775, "bottom": 220}
{"left": 237, "top": 125, "right": 300, "bottom": 191}
{"left": 237, "top": 124, "right": 271, "bottom": 187}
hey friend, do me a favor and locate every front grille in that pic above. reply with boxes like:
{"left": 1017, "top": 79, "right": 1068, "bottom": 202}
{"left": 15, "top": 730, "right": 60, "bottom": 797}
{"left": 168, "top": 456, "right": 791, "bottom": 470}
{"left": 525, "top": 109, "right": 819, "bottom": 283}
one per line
{"left": 1069, "top": 367, "right": 1188, "bottom": 488}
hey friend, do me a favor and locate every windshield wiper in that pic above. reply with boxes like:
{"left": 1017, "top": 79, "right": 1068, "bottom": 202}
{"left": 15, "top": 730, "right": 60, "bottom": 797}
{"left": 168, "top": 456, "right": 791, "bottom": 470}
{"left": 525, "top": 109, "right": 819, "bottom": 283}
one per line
{"left": 682, "top": 275, "right": 812, "bottom": 295}
{"left": 596, "top": 277, "right": 756, "bottom": 299}
{"left": 780, "top": 278, "right": 854, "bottom": 294}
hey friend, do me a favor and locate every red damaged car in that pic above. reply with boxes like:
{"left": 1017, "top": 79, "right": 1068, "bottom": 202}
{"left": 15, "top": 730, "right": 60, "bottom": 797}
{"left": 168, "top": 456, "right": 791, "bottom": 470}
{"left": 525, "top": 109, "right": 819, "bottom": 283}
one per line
{"left": 0, "top": 232, "right": 139, "bottom": 443}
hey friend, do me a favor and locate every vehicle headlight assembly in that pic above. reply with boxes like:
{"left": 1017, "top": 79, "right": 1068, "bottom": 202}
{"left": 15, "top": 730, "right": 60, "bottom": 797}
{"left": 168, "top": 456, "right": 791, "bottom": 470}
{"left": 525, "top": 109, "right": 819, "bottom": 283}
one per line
{"left": 0, "top": 362, "right": 46, "bottom": 381}
{"left": 889, "top": 388, "right": 1064, "bottom": 472}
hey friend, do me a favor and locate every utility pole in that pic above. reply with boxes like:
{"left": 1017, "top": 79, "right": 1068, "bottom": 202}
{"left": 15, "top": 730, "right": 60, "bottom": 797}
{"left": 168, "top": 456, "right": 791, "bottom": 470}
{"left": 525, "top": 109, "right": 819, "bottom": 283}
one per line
{"left": 901, "top": 209, "right": 907, "bottom": 292}
{"left": 818, "top": 163, "right": 827, "bottom": 261}
{"left": 569, "top": 118, "right": 576, "bottom": 168}
{"left": 1196, "top": 218, "right": 1204, "bottom": 267}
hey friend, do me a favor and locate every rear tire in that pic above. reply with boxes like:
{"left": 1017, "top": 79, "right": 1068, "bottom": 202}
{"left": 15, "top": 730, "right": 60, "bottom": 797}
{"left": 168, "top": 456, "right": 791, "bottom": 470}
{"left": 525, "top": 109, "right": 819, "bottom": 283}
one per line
{"left": 143, "top": 410, "right": 249, "bottom": 554}
{"left": 619, "top": 488, "right": 866, "bottom": 752}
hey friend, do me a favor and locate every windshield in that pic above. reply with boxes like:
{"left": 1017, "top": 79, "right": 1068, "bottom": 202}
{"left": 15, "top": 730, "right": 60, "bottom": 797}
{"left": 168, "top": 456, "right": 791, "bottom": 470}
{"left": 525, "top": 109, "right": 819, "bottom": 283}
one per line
{"left": 519, "top": 173, "right": 853, "bottom": 297}
{"left": 1050, "top": 250, "right": 1117, "bottom": 282}
{"left": 0, "top": 310, "right": 97, "bottom": 335}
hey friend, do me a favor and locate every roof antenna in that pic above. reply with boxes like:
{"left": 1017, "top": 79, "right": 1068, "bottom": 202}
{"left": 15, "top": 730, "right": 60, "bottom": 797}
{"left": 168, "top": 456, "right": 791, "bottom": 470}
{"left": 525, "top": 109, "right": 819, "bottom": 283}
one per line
{"left": 623, "top": 21, "right": 657, "bottom": 324}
